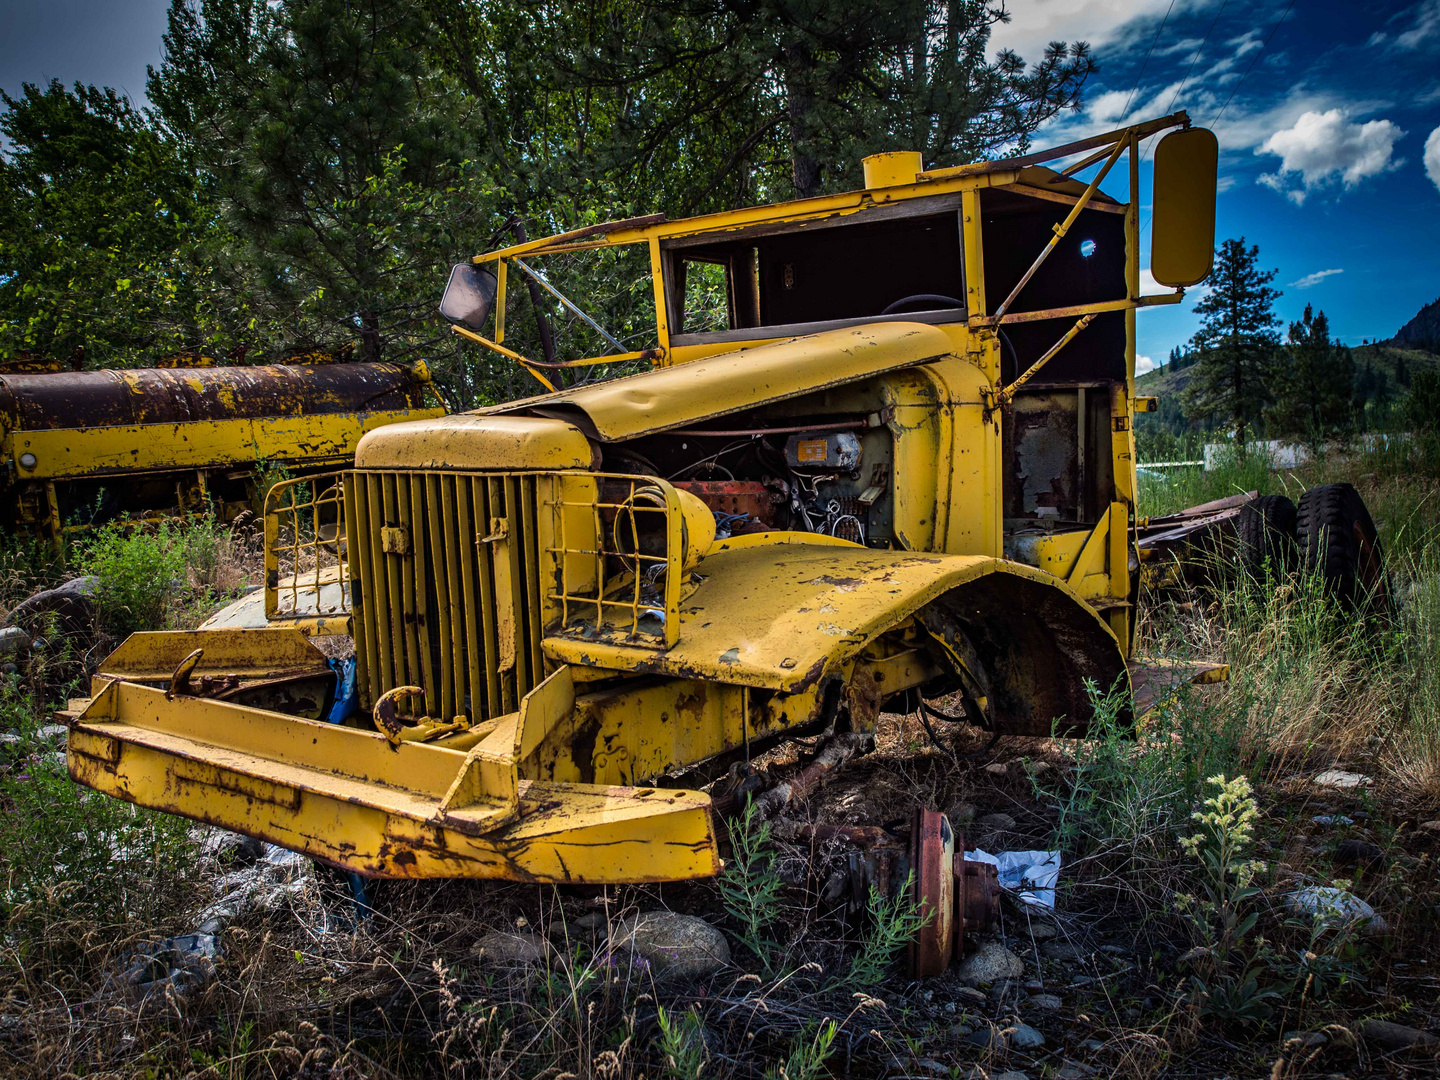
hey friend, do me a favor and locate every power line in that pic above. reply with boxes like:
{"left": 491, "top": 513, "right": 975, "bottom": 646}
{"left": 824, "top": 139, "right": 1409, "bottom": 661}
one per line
{"left": 1212, "top": 0, "right": 1297, "bottom": 126}
{"left": 1163, "top": 0, "right": 1230, "bottom": 118}
{"left": 1121, "top": 0, "right": 1179, "bottom": 122}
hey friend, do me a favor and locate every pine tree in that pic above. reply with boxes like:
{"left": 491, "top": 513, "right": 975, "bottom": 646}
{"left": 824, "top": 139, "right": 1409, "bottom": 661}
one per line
{"left": 1183, "top": 238, "right": 1281, "bottom": 448}
{"left": 1267, "top": 304, "right": 1353, "bottom": 441}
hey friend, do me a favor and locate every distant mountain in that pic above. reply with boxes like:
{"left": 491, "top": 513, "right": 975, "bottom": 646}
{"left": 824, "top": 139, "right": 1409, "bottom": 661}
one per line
{"left": 1388, "top": 296, "right": 1440, "bottom": 350}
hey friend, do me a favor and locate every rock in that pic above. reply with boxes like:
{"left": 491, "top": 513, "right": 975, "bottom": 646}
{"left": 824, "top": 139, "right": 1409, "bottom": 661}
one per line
{"left": 976, "top": 812, "right": 1017, "bottom": 833}
{"left": 1312, "top": 814, "right": 1354, "bottom": 825}
{"left": 983, "top": 762, "right": 1010, "bottom": 776}
{"left": 1358, "top": 1019, "right": 1440, "bottom": 1054}
{"left": 573, "top": 911, "right": 607, "bottom": 933}
{"left": 965, "top": 1024, "right": 1005, "bottom": 1050}
{"left": 1081, "top": 1038, "right": 1105, "bottom": 1052}
{"left": 951, "top": 986, "right": 987, "bottom": 1006}
{"left": 4, "top": 576, "right": 99, "bottom": 640}
{"left": 1056, "top": 1063, "right": 1096, "bottom": 1079}
{"left": 1313, "top": 769, "right": 1371, "bottom": 789}
{"left": 1009, "top": 1023, "right": 1045, "bottom": 1049}
{"left": 475, "top": 931, "right": 547, "bottom": 964}
{"left": 1282, "top": 1031, "right": 1328, "bottom": 1049}
{"left": 612, "top": 911, "right": 730, "bottom": 980}
{"left": 1040, "top": 941, "right": 1085, "bottom": 962}
{"left": 1027, "top": 993, "right": 1062, "bottom": 1010}
{"left": 36, "top": 724, "right": 68, "bottom": 743}
{"left": 0, "top": 733, "right": 20, "bottom": 747}
{"left": 1334, "top": 838, "right": 1385, "bottom": 869}
{"left": 1284, "top": 886, "right": 1388, "bottom": 933}
{"left": 1418, "top": 820, "right": 1440, "bottom": 834}
{"left": 956, "top": 940, "right": 1024, "bottom": 986}
{"left": 995, "top": 1073, "right": 1030, "bottom": 1080}
{"left": 1099, "top": 943, "right": 1131, "bottom": 956}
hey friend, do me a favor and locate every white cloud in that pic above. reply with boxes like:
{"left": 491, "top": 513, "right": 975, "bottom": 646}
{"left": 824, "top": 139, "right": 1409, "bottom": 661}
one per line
{"left": 1371, "top": 0, "right": 1440, "bottom": 51}
{"left": 1426, "top": 125, "right": 1440, "bottom": 193}
{"left": 1136, "top": 354, "right": 1157, "bottom": 375}
{"left": 1289, "top": 268, "right": 1344, "bottom": 289}
{"left": 1256, "top": 109, "right": 1404, "bottom": 203}
{"left": 988, "top": 0, "right": 1212, "bottom": 60}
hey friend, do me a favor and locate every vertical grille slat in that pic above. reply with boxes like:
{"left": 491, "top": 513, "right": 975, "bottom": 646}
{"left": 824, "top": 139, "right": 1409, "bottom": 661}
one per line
{"left": 408, "top": 475, "right": 438, "bottom": 718}
{"left": 425, "top": 474, "right": 456, "bottom": 721}
{"left": 381, "top": 474, "right": 408, "bottom": 697}
{"left": 472, "top": 476, "right": 502, "bottom": 719}
{"left": 351, "top": 469, "right": 551, "bottom": 725}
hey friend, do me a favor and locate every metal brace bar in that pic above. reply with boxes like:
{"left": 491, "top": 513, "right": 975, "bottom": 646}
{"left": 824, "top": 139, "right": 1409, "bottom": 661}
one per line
{"left": 511, "top": 258, "right": 627, "bottom": 353}
{"left": 990, "top": 137, "right": 1129, "bottom": 324}
{"left": 992, "top": 313, "right": 1096, "bottom": 409}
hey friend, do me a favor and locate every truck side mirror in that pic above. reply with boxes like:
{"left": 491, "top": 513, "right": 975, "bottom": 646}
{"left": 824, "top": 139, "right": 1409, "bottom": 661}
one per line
{"left": 439, "top": 263, "right": 498, "bottom": 331}
{"left": 1150, "top": 128, "right": 1218, "bottom": 288}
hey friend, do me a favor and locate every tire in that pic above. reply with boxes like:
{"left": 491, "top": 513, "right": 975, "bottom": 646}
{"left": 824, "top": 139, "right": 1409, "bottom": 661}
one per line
{"left": 1296, "top": 483, "right": 1391, "bottom": 614}
{"left": 1236, "top": 494, "right": 1298, "bottom": 581}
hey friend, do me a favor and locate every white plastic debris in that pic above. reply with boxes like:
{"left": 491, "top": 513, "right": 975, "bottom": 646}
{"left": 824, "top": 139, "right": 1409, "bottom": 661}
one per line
{"left": 966, "top": 848, "right": 1062, "bottom": 909}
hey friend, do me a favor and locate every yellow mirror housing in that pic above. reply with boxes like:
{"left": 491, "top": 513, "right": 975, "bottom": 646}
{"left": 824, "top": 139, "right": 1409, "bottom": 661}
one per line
{"left": 1150, "top": 128, "right": 1218, "bottom": 288}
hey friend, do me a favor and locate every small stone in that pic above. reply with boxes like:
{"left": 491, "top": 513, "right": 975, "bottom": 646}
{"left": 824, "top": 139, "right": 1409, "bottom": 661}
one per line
{"left": 574, "top": 911, "right": 606, "bottom": 932}
{"left": 1028, "top": 993, "right": 1062, "bottom": 1010}
{"left": 984, "top": 762, "right": 1010, "bottom": 776}
{"left": 1418, "top": 820, "right": 1440, "bottom": 834}
{"left": 0, "top": 733, "right": 20, "bottom": 747}
{"left": 994, "top": 1073, "right": 1030, "bottom": 1080}
{"left": 1040, "top": 941, "right": 1084, "bottom": 962}
{"left": 1056, "top": 1062, "right": 1096, "bottom": 1079}
{"left": 1009, "top": 1023, "right": 1045, "bottom": 1049}
{"left": 1282, "top": 1031, "right": 1328, "bottom": 1048}
{"left": 1312, "top": 814, "right": 1354, "bottom": 826}
{"left": 1313, "top": 769, "right": 1371, "bottom": 789}
{"left": 612, "top": 911, "right": 730, "bottom": 980}
{"left": 36, "top": 724, "right": 68, "bottom": 742}
{"left": 1359, "top": 1020, "right": 1440, "bottom": 1054}
{"left": 952, "top": 986, "right": 987, "bottom": 1006}
{"left": 976, "top": 812, "right": 1017, "bottom": 833}
{"left": 965, "top": 1024, "right": 1005, "bottom": 1050}
{"left": 1081, "top": 1038, "right": 1105, "bottom": 1052}
{"left": 956, "top": 940, "right": 1025, "bottom": 987}
{"left": 1023, "top": 979, "right": 1044, "bottom": 991}
{"left": 475, "top": 930, "right": 547, "bottom": 964}
{"left": 197, "top": 829, "right": 265, "bottom": 865}
{"left": 1099, "top": 944, "right": 1130, "bottom": 956}
{"left": 1334, "top": 838, "right": 1385, "bottom": 868}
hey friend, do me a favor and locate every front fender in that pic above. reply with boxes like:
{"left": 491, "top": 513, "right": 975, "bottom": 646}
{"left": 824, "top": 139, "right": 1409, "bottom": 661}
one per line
{"left": 542, "top": 536, "right": 1125, "bottom": 734}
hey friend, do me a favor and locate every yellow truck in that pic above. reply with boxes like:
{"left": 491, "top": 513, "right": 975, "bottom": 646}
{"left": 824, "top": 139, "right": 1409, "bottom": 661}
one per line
{"left": 64, "top": 112, "right": 1219, "bottom": 897}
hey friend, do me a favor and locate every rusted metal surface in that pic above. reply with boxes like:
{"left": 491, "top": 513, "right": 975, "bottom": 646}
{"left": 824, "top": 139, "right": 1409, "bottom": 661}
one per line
{"left": 673, "top": 479, "right": 783, "bottom": 531}
{"left": 0, "top": 362, "right": 429, "bottom": 431}
{"left": 908, "top": 807, "right": 955, "bottom": 978}
{"left": 752, "top": 732, "right": 869, "bottom": 818}
{"left": 955, "top": 852, "right": 1002, "bottom": 942}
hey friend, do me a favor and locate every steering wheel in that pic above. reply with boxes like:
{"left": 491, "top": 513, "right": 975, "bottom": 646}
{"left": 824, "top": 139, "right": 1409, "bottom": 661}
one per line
{"left": 880, "top": 293, "right": 965, "bottom": 316}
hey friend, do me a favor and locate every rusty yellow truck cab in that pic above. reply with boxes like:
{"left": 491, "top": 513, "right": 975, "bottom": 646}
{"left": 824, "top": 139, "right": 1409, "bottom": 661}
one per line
{"left": 65, "top": 113, "right": 1219, "bottom": 885}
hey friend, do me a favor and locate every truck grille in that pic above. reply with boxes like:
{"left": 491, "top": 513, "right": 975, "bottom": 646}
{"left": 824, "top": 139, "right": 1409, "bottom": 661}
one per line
{"left": 346, "top": 471, "right": 548, "bottom": 722}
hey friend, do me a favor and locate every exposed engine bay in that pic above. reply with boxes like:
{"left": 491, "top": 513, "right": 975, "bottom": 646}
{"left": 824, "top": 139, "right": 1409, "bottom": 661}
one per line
{"left": 598, "top": 407, "right": 897, "bottom": 548}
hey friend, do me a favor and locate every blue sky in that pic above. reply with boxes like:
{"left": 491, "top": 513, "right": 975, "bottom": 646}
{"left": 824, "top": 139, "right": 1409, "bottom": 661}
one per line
{"left": 3, "top": 1, "right": 1438, "bottom": 371}
{"left": 991, "top": 0, "right": 1440, "bottom": 370}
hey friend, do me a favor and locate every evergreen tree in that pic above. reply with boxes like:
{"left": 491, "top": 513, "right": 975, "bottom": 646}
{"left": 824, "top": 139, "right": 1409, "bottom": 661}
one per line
{"left": 0, "top": 80, "right": 215, "bottom": 365}
{"left": 1267, "top": 304, "right": 1353, "bottom": 441}
{"left": 1183, "top": 238, "right": 1281, "bottom": 448}
{"left": 156, "top": 0, "right": 488, "bottom": 362}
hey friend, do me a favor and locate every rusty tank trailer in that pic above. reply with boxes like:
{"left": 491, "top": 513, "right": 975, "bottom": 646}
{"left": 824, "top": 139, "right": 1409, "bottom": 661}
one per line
{"left": 0, "top": 360, "right": 446, "bottom": 539}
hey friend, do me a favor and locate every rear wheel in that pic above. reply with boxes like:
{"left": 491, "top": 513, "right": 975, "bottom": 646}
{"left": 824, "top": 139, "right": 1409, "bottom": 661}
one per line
{"left": 1236, "top": 494, "right": 1298, "bottom": 581}
{"left": 1296, "top": 483, "right": 1391, "bottom": 614}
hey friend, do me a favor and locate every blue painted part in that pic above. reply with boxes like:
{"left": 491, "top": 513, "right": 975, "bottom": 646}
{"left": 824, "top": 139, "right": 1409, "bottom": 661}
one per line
{"left": 325, "top": 657, "right": 359, "bottom": 725}
{"left": 347, "top": 872, "right": 373, "bottom": 922}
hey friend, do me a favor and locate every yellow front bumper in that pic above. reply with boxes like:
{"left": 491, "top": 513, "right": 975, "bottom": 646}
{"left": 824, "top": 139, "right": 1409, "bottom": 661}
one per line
{"left": 67, "top": 678, "right": 719, "bottom": 883}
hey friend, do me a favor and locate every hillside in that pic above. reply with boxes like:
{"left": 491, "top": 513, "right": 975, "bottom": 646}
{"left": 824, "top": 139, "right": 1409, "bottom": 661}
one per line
{"left": 1389, "top": 295, "right": 1440, "bottom": 350}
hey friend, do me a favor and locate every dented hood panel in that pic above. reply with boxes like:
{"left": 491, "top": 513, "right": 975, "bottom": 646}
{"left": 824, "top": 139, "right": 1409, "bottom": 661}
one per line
{"left": 487, "top": 321, "right": 956, "bottom": 441}
{"left": 354, "top": 413, "right": 596, "bottom": 470}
